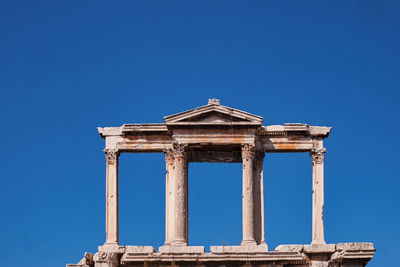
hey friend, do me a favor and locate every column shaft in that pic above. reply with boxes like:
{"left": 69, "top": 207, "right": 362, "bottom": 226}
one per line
{"left": 260, "top": 164, "right": 266, "bottom": 245}
{"left": 254, "top": 151, "right": 266, "bottom": 245}
{"left": 185, "top": 159, "right": 189, "bottom": 243}
{"left": 164, "top": 150, "right": 174, "bottom": 245}
{"left": 104, "top": 149, "right": 119, "bottom": 245}
{"left": 172, "top": 143, "right": 188, "bottom": 246}
{"left": 310, "top": 148, "right": 326, "bottom": 245}
{"left": 241, "top": 144, "right": 256, "bottom": 245}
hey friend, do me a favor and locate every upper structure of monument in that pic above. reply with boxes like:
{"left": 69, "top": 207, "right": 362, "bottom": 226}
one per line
{"left": 68, "top": 100, "right": 375, "bottom": 267}
{"left": 163, "top": 98, "right": 263, "bottom": 125}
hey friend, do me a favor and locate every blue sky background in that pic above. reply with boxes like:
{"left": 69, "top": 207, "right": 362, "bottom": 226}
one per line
{"left": 1, "top": 1, "right": 399, "bottom": 266}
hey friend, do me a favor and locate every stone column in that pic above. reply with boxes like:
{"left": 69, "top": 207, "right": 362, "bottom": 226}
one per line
{"left": 254, "top": 150, "right": 266, "bottom": 245}
{"left": 104, "top": 148, "right": 119, "bottom": 246}
{"left": 164, "top": 149, "right": 174, "bottom": 245}
{"left": 171, "top": 143, "right": 188, "bottom": 246}
{"left": 241, "top": 143, "right": 257, "bottom": 245}
{"left": 185, "top": 158, "right": 189, "bottom": 244}
{"left": 310, "top": 148, "right": 326, "bottom": 245}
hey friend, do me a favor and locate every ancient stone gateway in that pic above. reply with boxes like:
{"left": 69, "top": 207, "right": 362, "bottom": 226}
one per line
{"left": 67, "top": 100, "right": 375, "bottom": 267}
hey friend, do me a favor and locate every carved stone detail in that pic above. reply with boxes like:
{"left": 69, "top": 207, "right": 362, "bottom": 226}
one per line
{"left": 64, "top": 102, "right": 377, "bottom": 267}
{"left": 172, "top": 143, "right": 188, "bottom": 158}
{"left": 164, "top": 148, "right": 174, "bottom": 164}
{"left": 241, "top": 143, "right": 255, "bottom": 159}
{"left": 208, "top": 98, "right": 220, "bottom": 105}
{"left": 310, "top": 148, "right": 326, "bottom": 164}
{"left": 93, "top": 251, "right": 118, "bottom": 263}
{"left": 104, "top": 148, "right": 119, "bottom": 163}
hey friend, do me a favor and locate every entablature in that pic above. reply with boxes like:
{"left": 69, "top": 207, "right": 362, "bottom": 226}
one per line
{"left": 98, "top": 124, "right": 331, "bottom": 154}
{"left": 97, "top": 100, "right": 331, "bottom": 154}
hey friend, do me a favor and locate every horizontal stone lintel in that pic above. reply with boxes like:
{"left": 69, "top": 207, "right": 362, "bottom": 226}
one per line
{"left": 115, "top": 139, "right": 315, "bottom": 153}
{"left": 98, "top": 124, "right": 331, "bottom": 138}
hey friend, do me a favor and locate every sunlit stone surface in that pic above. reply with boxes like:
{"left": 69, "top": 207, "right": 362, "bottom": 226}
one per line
{"left": 67, "top": 100, "right": 374, "bottom": 267}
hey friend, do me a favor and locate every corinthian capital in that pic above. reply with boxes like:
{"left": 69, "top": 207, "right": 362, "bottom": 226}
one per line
{"left": 241, "top": 143, "right": 255, "bottom": 159}
{"left": 310, "top": 148, "right": 326, "bottom": 163}
{"left": 104, "top": 148, "right": 119, "bottom": 163}
{"left": 164, "top": 148, "right": 174, "bottom": 164}
{"left": 172, "top": 143, "right": 188, "bottom": 158}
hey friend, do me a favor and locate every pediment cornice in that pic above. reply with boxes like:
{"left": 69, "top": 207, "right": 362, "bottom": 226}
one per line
{"left": 164, "top": 99, "right": 263, "bottom": 126}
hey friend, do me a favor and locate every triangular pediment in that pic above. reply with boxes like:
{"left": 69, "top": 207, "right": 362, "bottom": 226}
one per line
{"left": 164, "top": 99, "right": 263, "bottom": 125}
{"left": 180, "top": 111, "right": 244, "bottom": 123}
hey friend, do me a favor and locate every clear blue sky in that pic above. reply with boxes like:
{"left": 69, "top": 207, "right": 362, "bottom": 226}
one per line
{"left": 1, "top": 1, "right": 399, "bottom": 266}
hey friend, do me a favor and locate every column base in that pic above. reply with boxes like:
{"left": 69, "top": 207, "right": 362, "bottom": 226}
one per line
{"left": 158, "top": 245, "right": 205, "bottom": 254}
{"left": 171, "top": 239, "right": 187, "bottom": 246}
{"left": 311, "top": 240, "right": 327, "bottom": 245}
{"left": 98, "top": 243, "right": 125, "bottom": 253}
{"left": 241, "top": 239, "right": 257, "bottom": 246}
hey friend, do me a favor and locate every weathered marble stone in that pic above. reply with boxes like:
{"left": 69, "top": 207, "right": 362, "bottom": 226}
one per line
{"left": 210, "top": 243, "right": 269, "bottom": 253}
{"left": 303, "top": 244, "right": 336, "bottom": 253}
{"left": 158, "top": 245, "right": 205, "bottom": 254}
{"left": 67, "top": 100, "right": 374, "bottom": 267}
{"left": 66, "top": 253, "right": 93, "bottom": 267}
{"left": 274, "top": 244, "right": 303, "bottom": 252}
{"left": 336, "top": 242, "right": 374, "bottom": 251}
{"left": 124, "top": 246, "right": 155, "bottom": 254}
{"left": 93, "top": 251, "right": 118, "bottom": 267}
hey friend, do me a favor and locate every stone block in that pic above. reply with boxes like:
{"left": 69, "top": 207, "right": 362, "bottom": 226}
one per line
{"left": 125, "top": 246, "right": 155, "bottom": 254}
{"left": 158, "top": 245, "right": 205, "bottom": 254}
{"left": 210, "top": 244, "right": 269, "bottom": 254}
{"left": 93, "top": 251, "right": 118, "bottom": 263}
{"left": 311, "top": 260, "right": 329, "bottom": 267}
{"left": 274, "top": 244, "right": 303, "bottom": 252}
{"left": 98, "top": 244, "right": 125, "bottom": 253}
{"left": 93, "top": 251, "right": 118, "bottom": 267}
{"left": 303, "top": 244, "right": 336, "bottom": 253}
{"left": 336, "top": 243, "right": 374, "bottom": 251}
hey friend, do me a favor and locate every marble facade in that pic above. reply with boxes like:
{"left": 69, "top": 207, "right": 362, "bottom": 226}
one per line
{"left": 67, "top": 100, "right": 374, "bottom": 267}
